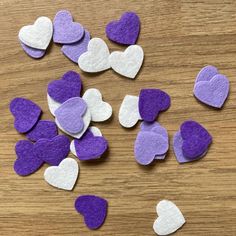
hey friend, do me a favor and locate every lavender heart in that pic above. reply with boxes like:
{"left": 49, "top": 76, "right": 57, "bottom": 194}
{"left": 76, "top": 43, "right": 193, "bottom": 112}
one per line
{"left": 195, "top": 65, "right": 218, "bottom": 83}
{"left": 74, "top": 195, "right": 108, "bottom": 230}
{"left": 106, "top": 12, "right": 140, "bottom": 45}
{"left": 20, "top": 40, "right": 46, "bottom": 59}
{"left": 14, "top": 140, "right": 44, "bottom": 176}
{"left": 10, "top": 97, "right": 41, "bottom": 133}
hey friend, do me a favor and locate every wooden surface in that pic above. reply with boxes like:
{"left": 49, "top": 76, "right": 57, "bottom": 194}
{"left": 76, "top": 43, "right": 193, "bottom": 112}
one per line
{"left": 0, "top": 0, "right": 236, "bottom": 235}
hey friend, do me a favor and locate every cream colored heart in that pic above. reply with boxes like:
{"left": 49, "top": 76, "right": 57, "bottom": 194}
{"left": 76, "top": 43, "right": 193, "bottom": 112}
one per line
{"left": 47, "top": 94, "right": 61, "bottom": 116}
{"left": 19, "top": 16, "right": 53, "bottom": 50}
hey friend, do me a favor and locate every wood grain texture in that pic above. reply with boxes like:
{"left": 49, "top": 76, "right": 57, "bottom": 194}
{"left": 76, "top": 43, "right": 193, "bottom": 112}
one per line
{"left": 0, "top": 0, "right": 236, "bottom": 235}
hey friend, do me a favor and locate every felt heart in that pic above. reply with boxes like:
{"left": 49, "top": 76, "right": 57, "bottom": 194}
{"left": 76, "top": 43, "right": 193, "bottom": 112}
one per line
{"left": 34, "top": 135, "right": 70, "bottom": 166}
{"left": 82, "top": 88, "right": 112, "bottom": 122}
{"left": 47, "top": 94, "right": 61, "bottom": 116}
{"left": 134, "top": 131, "right": 168, "bottom": 165}
{"left": 119, "top": 95, "right": 141, "bottom": 128}
{"left": 10, "top": 97, "right": 41, "bottom": 133}
{"left": 194, "top": 74, "right": 230, "bottom": 108}
{"left": 195, "top": 65, "right": 218, "bottom": 83}
{"left": 26, "top": 120, "right": 58, "bottom": 142}
{"left": 74, "top": 195, "right": 108, "bottom": 230}
{"left": 19, "top": 16, "right": 53, "bottom": 50}
{"left": 44, "top": 158, "right": 79, "bottom": 191}
{"left": 20, "top": 40, "right": 46, "bottom": 59}
{"left": 53, "top": 10, "right": 84, "bottom": 44}
{"left": 153, "top": 200, "right": 185, "bottom": 235}
{"left": 61, "top": 30, "right": 90, "bottom": 63}
{"left": 78, "top": 38, "right": 110, "bottom": 72}
{"left": 47, "top": 71, "right": 82, "bottom": 104}
{"left": 109, "top": 45, "right": 144, "bottom": 79}
{"left": 106, "top": 11, "right": 140, "bottom": 45}
{"left": 139, "top": 89, "right": 171, "bottom": 122}
{"left": 55, "top": 97, "right": 87, "bottom": 134}
{"left": 14, "top": 140, "right": 44, "bottom": 176}
{"left": 180, "top": 120, "right": 212, "bottom": 159}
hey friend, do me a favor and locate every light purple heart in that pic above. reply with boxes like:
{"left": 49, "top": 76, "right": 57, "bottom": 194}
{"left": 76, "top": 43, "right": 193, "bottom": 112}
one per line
{"left": 61, "top": 30, "right": 90, "bottom": 63}
{"left": 55, "top": 97, "right": 87, "bottom": 134}
{"left": 20, "top": 40, "right": 46, "bottom": 59}
{"left": 53, "top": 10, "right": 84, "bottom": 44}
{"left": 10, "top": 97, "right": 41, "bottom": 133}
{"left": 194, "top": 74, "right": 230, "bottom": 108}
{"left": 195, "top": 65, "right": 218, "bottom": 83}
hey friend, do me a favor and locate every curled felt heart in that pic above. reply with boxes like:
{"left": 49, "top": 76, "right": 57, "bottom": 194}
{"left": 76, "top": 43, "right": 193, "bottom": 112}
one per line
{"left": 106, "top": 11, "right": 140, "bottom": 45}
{"left": 53, "top": 10, "right": 84, "bottom": 44}
{"left": 47, "top": 70, "right": 82, "bottom": 104}
{"left": 195, "top": 65, "right": 218, "bottom": 83}
{"left": 75, "top": 195, "right": 108, "bottom": 230}
{"left": 20, "top": 40, "right": 46, "bottom": 59}
{"left": 139, "top": 89, "right": 171, "bottom": 122}
{"left": 10, "top": 97, "right": 41, "bottom": 133}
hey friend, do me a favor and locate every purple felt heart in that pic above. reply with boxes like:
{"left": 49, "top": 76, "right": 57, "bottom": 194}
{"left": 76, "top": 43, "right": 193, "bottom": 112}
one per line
{"left": 61, "top": 30, "right": 90, "bottom": 63}
{"left": 180, "top": 120, "right": 212, "bottom": 159}
{"left": 10, "top": 97, "right": 41, "bottom": 133}
{"left": 74, "top": 195, "right": 108, "bottom": 230}
{"left": 34, "top": 135, "right": 70, "bottom": 165}
{"left": 195, "top": 65, "right": 218, "bottom": 83}
{"left": 55, "top": 97, "right": 87, "bottom": 134}
{"left": 47, "top": 70, "right": 82, "bottom": 104}
{"left": 106, "top": 12, "right": 140, "bottom": 45}
{"left": 14, "top": 140, "right": 44, "bottom": 176}
{"left": 26, "top": 120, "right": 58, "bottom": 142}
{"left": 138, "top": 89, "right": 171, "bottom": 122}
{"left": 74, "top": 130, "right": 108, "bottom": 161}
{"left": 53, "top": 10, "right": 84, "bottom": 44}
{"left": 194, "top": 74, "right": 230, "bottom": 108}
{"left": 20, "top": 40, "right": 46, "bottom": 59}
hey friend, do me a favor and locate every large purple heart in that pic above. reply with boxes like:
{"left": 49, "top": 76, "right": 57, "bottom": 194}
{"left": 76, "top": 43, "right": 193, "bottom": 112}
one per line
{"left": 20, "top": 40, "right": 46, "bottom": 59}
{"left": 10, "top": 97, "right": 41, "bottom": 133}
{"left": 53, "top": 10, "right": 84, "bottom": 44}
{"left": 34, "top": 135, "right": 70, "bottom": 165}
{"left": 74, "top": 130, "right": 108, "bottom": 161}
{"left": 14, "top": 140, "right": 44, "bottom": 176}
{"left": 194, "top": 74, "right": 230, "bottom": 108}
{"left": 106, "top": 12, "right": 140, "bottom": 45}
{"left": 138, "top": 89, "right": 171, "bottom": 122}
{"left": 195, "top": 65, "right": 218, "bottom": 83}
{"left": 55, "top": 97, "right": 87, "bottom": 134}
{"left": 47, "top": 71, "right": 82, "bottom": 104}
{"left": 180, "top": 120, "right": 212, "bottom": 159}
{"left": 74, "top": 195, "right": 108, "bottom": 230}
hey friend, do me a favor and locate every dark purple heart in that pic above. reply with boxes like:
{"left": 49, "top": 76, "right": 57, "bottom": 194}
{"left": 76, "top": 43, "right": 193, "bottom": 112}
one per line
{"left": 74, "top": 195, "right": 108, "bottom": 230}
{"left": 106, "top": 12, "right": 140, "bottom": 45}
{"left": 180, "top": 120, "right": 212, "bottom": 159}
{"left": 138, "top": 89, "right": 171, "bottom": 122}
{"left": 47, "top": 70, "right": 82, "bottom": 103}
{"left": 26, "top": 120, "right": 58, "bottom": 142}
{"left": 14, "top": 140, "right": 44, "bottom": 176}
{"left": 74, "top": 130, "right": 108, "bottom": 161}
{"left": 34, "top": 135, "right": 70, "bottom": 165}
{"left": 10, "top": 97, "right": 41, "bottom": 133}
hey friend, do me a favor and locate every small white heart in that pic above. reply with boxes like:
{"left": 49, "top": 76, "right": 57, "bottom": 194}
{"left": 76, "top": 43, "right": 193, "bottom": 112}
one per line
{"left": 119, "top": 95, "right": 141, "bottom": 128}
{"left": 153, "top": 200, "right": 185, "bottom": 235}
{"left": 82, "top": 88, "right": 112, "bottom": 122}
{"left": 109, "top": 45, "right": 144, "bottom": 79}
{"left": 78, "top": 38, "right": 110, "bottom": 72}
{"left": 47, "top": 94, "right": 61, "bottom": 116}
{"left": 44, "top": 158, "right": 79, "bottom": 191}
{"left": 19, "top": 16, "right": 53, "bottom": 50}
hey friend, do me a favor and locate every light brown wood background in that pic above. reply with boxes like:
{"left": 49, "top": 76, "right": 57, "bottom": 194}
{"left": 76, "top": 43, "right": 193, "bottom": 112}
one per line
{"left": 0, "top": 0, "right": 236, "bottom": 235}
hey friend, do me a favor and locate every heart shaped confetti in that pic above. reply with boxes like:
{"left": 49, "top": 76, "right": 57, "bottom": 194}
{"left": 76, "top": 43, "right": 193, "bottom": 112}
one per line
{"left": 10, "top": 97, "right": 41, "bottom": 133}
{"left": 47, "top": 94, "right": 62, "bottom": 116}
{"left": 109, "top": 45, "right": 144, "bottom": 79}
{"left": 20, "top": 40, "right": 46, "bottom": 59}
{"left": 75, "top": 195, "right": 108, "bottom": 230}
{"left": 153, "top": 200, "right": 185, "bottom": 235}
{"left": 106, "top": 11, "right": 140, "bottom": 45}
{"left": 53, "top": 10, "right": 84, "bottom": 44}
{"left": 19, "top": 16, "right": 53, "bottom": 50}
{"left": 78, "top": 38, "right": 110, "bottom": 72}
{"left": 44, "top": 158, "right": 79, "bottom": 191}
{"left": 82, "top": 88, "right": 112, "bottom": 122}
{"left": 195, "top": 65, "right": 218, "bottom": 83}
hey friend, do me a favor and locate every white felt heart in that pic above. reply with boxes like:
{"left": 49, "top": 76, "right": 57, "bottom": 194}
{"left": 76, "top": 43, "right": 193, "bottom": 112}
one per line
{"left": 78, "top": 38, "right": 110, "bottom": 72}
{"left": 109, "top": 45, "right": 144, "bottom": 79}
{"left": 19, "top": 16, "right": 53, "bottom": 50}
{"left": 44, "top": 158, "right": 79, "bottom": 191}
{"left": 153, "top": 200, "right": 185, "bottom": 235}
{"left": 119, "top": 95, "right": 141, "bottom": 128}
{"left": 47, "top": 94, "right": 61, "bottom": 116}
{"left": 82, "top": 88, "right": 112, "bottom": 122}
